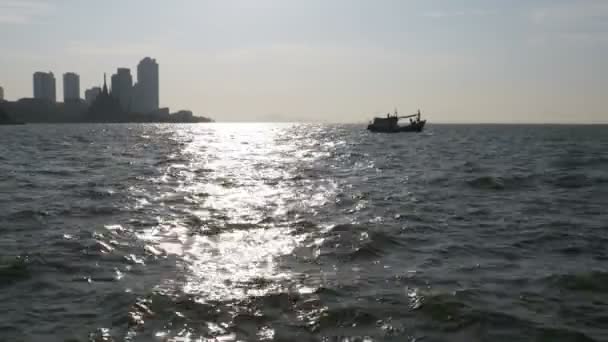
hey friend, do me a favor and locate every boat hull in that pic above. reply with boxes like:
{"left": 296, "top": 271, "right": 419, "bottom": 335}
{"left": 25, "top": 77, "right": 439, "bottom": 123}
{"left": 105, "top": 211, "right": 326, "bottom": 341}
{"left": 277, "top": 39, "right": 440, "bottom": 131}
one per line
{"left": 367, "top": 120, "right": 426, "bottom": 133}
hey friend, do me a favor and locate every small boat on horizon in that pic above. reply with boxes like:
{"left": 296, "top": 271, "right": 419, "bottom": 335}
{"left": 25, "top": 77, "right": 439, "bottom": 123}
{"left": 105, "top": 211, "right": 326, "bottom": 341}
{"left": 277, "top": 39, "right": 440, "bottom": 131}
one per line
{"left": 367, "top": 109, "right": 426, "bottom": 133}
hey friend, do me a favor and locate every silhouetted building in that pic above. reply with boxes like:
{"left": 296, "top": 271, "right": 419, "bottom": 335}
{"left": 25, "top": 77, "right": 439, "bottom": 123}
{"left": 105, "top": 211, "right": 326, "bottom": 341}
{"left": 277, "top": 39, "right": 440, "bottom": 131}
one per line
{"left": 133, "top": 57, "right": 159, "bottom": 113}
{"left": 0, "top": 86, "right": 4, "bottom": 101}
{"left": 33, "top": 72, "right": 56, "bottom": 102}
{"left": 152, "top": 107, "right": 170, "bottom": 117}
{"left": 0, "top": 106, "right": 21, "bottom": 124}
{"left": 172, "top": 110, "right": 193, "bottom": 121}
{"left": 87, "top": 74, "right": 123, "bottom": 121}
{"left": 0, "top": 97, "right": 85, "bottom": 123}
{"left": 63, "top": 72, "right": 80, "bottom": 102}
{"left": 111, "top": 68, "right": 133, "bottom": 111}
{"left": 85, "top": 87, "right": 101, "bottom": 105}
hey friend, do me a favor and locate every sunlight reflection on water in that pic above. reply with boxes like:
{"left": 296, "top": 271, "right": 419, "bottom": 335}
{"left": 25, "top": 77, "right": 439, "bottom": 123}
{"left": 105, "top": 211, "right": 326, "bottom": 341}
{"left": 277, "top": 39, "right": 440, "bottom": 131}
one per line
{"left": 132, "top": 123, "right": 337, "bottom": 305}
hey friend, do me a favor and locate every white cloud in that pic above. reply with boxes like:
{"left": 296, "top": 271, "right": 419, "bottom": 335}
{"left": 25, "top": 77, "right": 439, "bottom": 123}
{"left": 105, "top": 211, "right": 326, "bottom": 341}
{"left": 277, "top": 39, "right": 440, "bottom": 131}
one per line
{"left": 0, "top": 0, "right": 52, "bottom": 24}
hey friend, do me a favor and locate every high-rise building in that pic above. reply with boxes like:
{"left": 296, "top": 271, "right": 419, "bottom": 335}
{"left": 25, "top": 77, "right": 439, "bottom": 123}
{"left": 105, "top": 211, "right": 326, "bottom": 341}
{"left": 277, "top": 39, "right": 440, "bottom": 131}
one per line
{"left": 33, "top": 72, "right": 56, "bottom": 102}
{"left": 133, "top": 57, "right": 159, "bottom": 113}
{"left": 132, "top": 83, "right": 141, "bottom": 112}
{"left": 111, "top": 68, "right": 133, "bottom": 111}
{"left": 85, "top": 87, "right": 101, "bottom": 105}
{"left": 63, "top": 72, "right": 80, "bottom": 102}
{"left": 0, "top": 86, "right": 4, "bottom": 101}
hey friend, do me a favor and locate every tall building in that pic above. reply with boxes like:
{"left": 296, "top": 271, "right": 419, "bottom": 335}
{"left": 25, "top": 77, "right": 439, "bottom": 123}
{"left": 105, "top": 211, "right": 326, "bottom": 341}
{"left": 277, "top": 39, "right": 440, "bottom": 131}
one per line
{"left": 87, "top": 73, "right": 124, "bottom": 121}
{"left": 111, "top": 68, "right": 133, "bottom": 111}
{"left": 33, "top": 72, "right": 56, "bottom": 102}
{"left": 0, "top": 86, "right": 4, "bottom": 101}
{"left": 63, "top": 72, "right": 80, "bottom": 102}
{"left": 85, "top": 87, "right": 101, "bottom": 105}
{"left": 133, "top": 57, "right": 159, "bottom": 113}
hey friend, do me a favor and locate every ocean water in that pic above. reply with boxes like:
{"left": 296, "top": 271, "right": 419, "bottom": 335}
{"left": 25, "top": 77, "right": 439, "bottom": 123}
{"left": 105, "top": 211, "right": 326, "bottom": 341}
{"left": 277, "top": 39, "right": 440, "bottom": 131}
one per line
{"left": 0, "top": 123, "right": 607, "bottom": 342}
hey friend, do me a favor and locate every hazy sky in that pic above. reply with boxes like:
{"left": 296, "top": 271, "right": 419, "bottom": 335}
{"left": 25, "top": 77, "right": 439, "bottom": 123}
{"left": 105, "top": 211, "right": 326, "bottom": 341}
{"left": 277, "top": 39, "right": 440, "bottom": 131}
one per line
{"left": 0, "top": 0, "right": 607, "bottom": 123}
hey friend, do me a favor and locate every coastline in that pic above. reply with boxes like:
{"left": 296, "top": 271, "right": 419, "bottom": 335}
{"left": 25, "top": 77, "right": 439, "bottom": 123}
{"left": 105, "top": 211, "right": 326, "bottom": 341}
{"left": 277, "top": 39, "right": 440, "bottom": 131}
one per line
{"left": 0, "top": 99, "right": 213, "bottom": 124}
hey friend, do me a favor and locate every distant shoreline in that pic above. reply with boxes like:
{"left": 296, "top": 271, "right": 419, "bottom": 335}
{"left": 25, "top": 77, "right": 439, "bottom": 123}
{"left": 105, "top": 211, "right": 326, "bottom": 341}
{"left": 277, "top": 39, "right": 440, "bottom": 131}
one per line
{"left": 2, "top": 120, "right": 215, "bottom": 125}
{"left": 0, "top": 98, "right": 213, "bottom": 124}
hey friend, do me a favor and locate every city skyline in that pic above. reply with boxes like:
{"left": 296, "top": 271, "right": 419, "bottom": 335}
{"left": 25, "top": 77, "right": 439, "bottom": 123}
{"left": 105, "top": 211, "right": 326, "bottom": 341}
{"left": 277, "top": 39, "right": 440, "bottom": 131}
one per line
{"left": 23, "top": 57, "right": 160, "bottom": 116}
{"left": 0, "top": 0, "right": 607, "bottom": 123}
{"left": 0, "top": 57, "right": 209, "bottom": 124}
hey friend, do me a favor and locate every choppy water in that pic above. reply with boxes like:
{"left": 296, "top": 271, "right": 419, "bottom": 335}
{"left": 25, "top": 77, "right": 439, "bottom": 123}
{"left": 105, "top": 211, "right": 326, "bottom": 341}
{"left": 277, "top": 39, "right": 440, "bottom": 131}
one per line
{"left": 1, "top": 123, "right": 607, "bottom": 342}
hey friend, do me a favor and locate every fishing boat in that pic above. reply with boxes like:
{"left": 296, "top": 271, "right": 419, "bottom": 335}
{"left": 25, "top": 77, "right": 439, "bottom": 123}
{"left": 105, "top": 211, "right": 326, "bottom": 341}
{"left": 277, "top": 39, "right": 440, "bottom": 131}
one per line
{"left": 367, "top": 109, "right": 426, "bottom": 133}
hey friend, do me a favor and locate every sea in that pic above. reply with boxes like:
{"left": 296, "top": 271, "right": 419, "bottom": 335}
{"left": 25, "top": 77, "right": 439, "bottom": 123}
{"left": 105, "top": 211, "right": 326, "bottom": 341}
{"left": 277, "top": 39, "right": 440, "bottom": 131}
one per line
{"left": 0, "top": 123, "right": 607, "bottom": 342}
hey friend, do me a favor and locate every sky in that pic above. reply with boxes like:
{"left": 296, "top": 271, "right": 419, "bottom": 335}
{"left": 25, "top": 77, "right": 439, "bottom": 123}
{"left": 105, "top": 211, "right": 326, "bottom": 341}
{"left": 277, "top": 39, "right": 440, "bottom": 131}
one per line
{"left": 0, "top": 0, "right": 607, "bottom": 123}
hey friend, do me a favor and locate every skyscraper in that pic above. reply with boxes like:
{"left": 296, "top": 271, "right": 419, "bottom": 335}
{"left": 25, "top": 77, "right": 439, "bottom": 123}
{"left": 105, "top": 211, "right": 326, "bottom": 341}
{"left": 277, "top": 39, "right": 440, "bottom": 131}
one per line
{"left": 63, "top": 72, "right": 80, "bottom": 102}
{"left": 33, "top": 72, "right": 56, "bottom": 102}
{"left": 133, "top": 57, "right": 159, "bottom": 113}
{"left": 85, "top": 87, "right": 101, "bottom": 105}
{"left": 0, "top": 86, "right": 4, "bottom": 101}
{"left": 111, "top": 68, "right": 133, "bottom": 111}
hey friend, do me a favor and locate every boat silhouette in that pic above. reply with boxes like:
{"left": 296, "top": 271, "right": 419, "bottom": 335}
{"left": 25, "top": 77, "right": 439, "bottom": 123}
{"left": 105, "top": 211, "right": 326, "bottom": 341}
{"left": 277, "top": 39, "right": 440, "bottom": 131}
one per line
{"left": 367, "top": 109, "right": 426, "bottom": 133}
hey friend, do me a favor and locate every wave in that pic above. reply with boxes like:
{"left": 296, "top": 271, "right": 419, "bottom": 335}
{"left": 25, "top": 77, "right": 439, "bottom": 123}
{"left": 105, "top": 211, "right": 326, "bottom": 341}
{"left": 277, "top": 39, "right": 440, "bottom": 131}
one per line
{"left": 352, "top": 232, "right": 403, "bottom": 261}
{"left": 5, "top": 209, "right": 51, "bottom": 220}
{"left": 154, "top": 157, "right": 190, "bottom": 167}
{"left": 462, "top": 160, "right": 485, "bottom": 173}
{"left": 0, "top": 254, "right": 95, "bottom": 285}
{"left": 466, "top": 174, "right": 539, "bottom": 191}
{"left": 548, "top": 174, "right": 607, "bottom": 189}
{"left": 552, "top": 155, "right": 608, "bottom": 169}
{"left": 0, "top": 256, "right": 31, "bottom": 285}
{"left": 70, "top": 135, "right": 92, "bottom": 144}
{"left": 467, "top": 175, "right": 508, "bottom": 190}
{"left": 318, "top": 306, "right": 379, "bottom": 329}
{"left": 415, "top": 291, "right": 597, "bottom": 341}
{"left": 35, "top": 169, "right": 74, "bottom": 177}
{"left": 545, "top": 271, "right": 608, "bottom": 293}
{"left": 323, "top": 225, "right": 404, "bottom": 261}
{"left": 291, "top": 220, "right": 319, "bottom": 234}
{"left": 465, "top": 171, "right": 608, "bottom": 191}
{"left": 77, "top": 187, "right": 117, "bottom": 199}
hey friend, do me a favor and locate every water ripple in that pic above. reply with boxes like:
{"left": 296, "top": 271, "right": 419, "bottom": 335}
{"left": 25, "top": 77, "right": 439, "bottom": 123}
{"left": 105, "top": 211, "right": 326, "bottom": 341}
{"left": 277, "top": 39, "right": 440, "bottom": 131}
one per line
{"left": 0, "top": 123, "right": 607, "bottom": 341}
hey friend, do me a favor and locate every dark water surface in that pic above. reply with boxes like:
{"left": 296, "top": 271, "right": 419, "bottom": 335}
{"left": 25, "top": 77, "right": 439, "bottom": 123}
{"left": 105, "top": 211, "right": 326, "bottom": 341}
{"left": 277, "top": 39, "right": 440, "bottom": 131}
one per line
{"left": 1, "top": 124, "right": 607, "bottom": 342}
